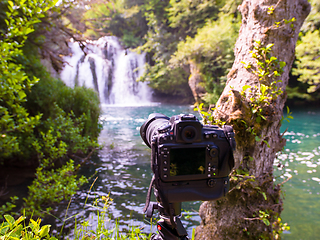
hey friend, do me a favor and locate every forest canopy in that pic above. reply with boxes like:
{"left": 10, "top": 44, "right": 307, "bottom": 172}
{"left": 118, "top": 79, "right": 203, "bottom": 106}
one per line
{"left": 71, "top": 0, "right": 320, "bottom": 105}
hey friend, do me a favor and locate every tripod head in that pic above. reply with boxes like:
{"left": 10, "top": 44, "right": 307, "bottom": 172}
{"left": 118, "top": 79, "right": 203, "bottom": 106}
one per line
{"left": 146, "top": 201, "right": 189, "bottom": 240}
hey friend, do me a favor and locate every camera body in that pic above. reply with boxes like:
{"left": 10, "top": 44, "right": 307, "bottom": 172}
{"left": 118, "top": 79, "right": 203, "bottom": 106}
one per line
{"left": 140, "top": 113, "right": 235, "bottom": 203}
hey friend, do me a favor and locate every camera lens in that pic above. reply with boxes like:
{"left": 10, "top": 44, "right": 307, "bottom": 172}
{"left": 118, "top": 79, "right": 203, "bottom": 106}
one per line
{"left": 181, "top": 125, "right": 197, "bottom": 143}
{"left": 140, "top": 113, "right": 170, "bottom": 148}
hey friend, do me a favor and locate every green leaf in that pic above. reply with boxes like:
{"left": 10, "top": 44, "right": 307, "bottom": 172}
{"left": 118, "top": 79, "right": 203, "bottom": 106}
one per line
{"left": 0, "top": 222, "right": 10, "bottom": 234}
{"left": 24, "top": 27, "right": 34, "bottom": 35}
{"left": 242, "top": 85, "right": 251, "bottom": 92}
{"left": 4, "top": 214, "right": 15, "bottom": 225}
{"left": 261, "top": 192, "right": 267, "bottom": 200}
{"left": 262, "top": 218, "right": 270, "bottom": 226}
{"left": 29, "top": 219, "right": 39, "bottom": 233}
{"left": 39, "top": 225, "right": 51, "bottom": 237}
{"left": 18, "top": 90, "right": 26, "bottom": 100}
{"left": 279, "top": 61, "right": 286, "bottom": 68}
{"left": 256, "top": 116, "right": 261, "bottom": 123}
{"left": 8, "top": 0, "right": 14, "bottom": 8}
{"left": 260, "top": 84, "right": 267, "bottom": 94}
{"left": 266, "top": 43, "right": 274, "bottom": 50}
{"left": 263, "top": 140, "right": 270, "bottom": 148}
{"left": 14, "top": 216, "right": 25, "bottom": 226}
{"left": 270, "top": 56, "right": 277, "bottom": 62}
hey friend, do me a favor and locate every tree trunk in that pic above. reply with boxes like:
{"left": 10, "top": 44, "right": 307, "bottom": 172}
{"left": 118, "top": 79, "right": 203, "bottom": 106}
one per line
{"left": 195, "top": 0, "right": 310, "bottom": 239}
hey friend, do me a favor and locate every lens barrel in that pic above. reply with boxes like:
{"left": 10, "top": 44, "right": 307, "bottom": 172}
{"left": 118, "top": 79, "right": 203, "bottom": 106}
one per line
{"left": 140, "top": 113, "right": 170, "bottom": 148}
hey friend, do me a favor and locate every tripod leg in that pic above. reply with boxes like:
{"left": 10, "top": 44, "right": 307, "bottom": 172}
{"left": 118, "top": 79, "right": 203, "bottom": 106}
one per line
{"left": 174, "top": 217, "right": 188, "bottom": 237}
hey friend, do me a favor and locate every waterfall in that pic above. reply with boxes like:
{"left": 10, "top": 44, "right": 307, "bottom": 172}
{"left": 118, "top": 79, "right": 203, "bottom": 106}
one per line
{"left": 60, "top": 36, "right": 153, "bottom": 106}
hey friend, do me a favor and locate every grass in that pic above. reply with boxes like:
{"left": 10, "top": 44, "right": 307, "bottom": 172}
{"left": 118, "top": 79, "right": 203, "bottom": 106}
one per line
{"left": 0, "top": 177, "right": 196, "bottom": 239}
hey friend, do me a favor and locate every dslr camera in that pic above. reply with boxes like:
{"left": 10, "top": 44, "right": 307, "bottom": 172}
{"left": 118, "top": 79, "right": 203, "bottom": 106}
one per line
{"left": 140, "top": 113, "right": 236, "bottom": 203}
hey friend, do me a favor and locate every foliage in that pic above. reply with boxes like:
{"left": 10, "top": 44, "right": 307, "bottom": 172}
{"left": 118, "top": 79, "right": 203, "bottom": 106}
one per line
{"left": 71, "top": 194, "right": 153, "bottom": 240}
{"left": 0, "top": 215, "right": 55, "bottom": 240}
{"left": 170, "top": 14, "right": 238, "bottom": 66}
{"left": 82, "top": 0, "right": 148, "bottom": 48}
{"left": 0, "top": 0, "right": 52, "bottom": 159}
{"left": 137, "top": 0, "right": 187, "bottom": 96}
{"left": 300, "top": 0, "right": 320, "bottom": 32}
{"left": 19, "top": 72, "right": 100, "bottom": 216}
{"left": 289, "top": 0, "right": 320, "bottom": 101}
{"left": 0, "top": 0, "right": 101, "bottom": 219}
{"left": 24, "top": 160, "right": 88, "bottom": 217}
{"left": 293, "top": 30, "right": 320, "bottom": 94}
{"left": 0, "top": 191, "right": 195, "bottom": 240}
{"left": 22, "top": 56, "right": 101, "bottom": 140}
{"left": 138, "top": 0, "right": 241, "bottom": 102}
{"left": 240, "top": 41, "right": 285, "bottom": 124}
{"left": 170, "top": 13, "right": 239, "bottom": 105}
{"left": 1, "top": 193, "right": 152, "bottom": 239}
{"left": 167, "top": 0, "right": 223, "bottom": 37}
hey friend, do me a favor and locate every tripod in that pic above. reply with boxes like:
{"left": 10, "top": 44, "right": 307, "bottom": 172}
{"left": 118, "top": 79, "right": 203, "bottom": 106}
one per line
{"left": 146, "top": 201, "right": 189, "bottom": 240}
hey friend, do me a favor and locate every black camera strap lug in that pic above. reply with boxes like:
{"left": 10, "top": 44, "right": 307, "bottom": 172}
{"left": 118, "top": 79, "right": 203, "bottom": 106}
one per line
{"left": 223, "top": 125, "right": 236, "bottom": 151}
{"left": 144, "top": 175, "right": 155, "bottom": 214}
{"left": 146, "top": 201, "right": 158, "bottom": 218}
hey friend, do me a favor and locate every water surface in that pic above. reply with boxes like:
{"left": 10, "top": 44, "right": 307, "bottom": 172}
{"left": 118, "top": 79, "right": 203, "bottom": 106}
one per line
{"left": 52, "top": 105, "right": 320, "bottom": 239}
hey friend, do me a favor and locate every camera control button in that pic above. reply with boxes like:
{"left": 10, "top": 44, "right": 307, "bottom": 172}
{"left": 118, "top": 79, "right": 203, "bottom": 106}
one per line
{"left": 163, "top": 167, "right": 168, "bottom": 172}
{"left": 209, "top": 147, "right": 219, "bottom": 158}
{"left": 207, "top": 179, "right": 216, "bottom": 188}
{"left": 163, "top": 161, "right": 167, "bottom": 165}
{"left": 163, "top": 174, "right": 168, "bottom": 178}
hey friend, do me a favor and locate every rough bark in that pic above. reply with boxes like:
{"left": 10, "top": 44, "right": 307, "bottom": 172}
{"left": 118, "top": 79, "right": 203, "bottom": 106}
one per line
{"left": 195, "top": 0, "right": 310, "bottom": 239}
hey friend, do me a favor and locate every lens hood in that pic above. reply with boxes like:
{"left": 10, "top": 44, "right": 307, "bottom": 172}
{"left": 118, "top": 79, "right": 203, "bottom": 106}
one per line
{"left": 140, "top": 113, "right": 170, "bottom": 148}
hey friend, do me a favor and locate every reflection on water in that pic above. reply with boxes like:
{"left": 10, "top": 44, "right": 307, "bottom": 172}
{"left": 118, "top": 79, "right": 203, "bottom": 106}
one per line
{"left": 50, "top": 105, "right": 320, "bottom": 239}
{"left": 275, "top": 108, "right": 320, "bottom": 240}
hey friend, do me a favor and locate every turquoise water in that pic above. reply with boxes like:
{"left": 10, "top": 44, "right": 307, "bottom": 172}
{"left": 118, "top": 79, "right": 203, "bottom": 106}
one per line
{"left": 276, "top": 108, "right": 320, "bottom": 240}
{"left": 52, "top": 104, "right": 320, "bottom": 239}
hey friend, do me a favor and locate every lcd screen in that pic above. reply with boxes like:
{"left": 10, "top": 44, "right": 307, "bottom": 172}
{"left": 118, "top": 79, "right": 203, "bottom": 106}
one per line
{"left": 169, "top": 147, "right": 206, "bottom": 176}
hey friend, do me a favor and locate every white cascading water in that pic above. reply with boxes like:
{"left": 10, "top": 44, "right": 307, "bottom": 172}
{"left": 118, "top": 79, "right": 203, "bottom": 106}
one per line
{"left": 60, "top": 36, "right": 152, "bottom": 106}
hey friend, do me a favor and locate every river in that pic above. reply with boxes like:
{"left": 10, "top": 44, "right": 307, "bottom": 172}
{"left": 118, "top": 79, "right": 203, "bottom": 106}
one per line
{"left": 275, "top": 107, "right": 320, "bottom": 240}
{"left": 49, "top": 104, "right": 320, "bottom": 240}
